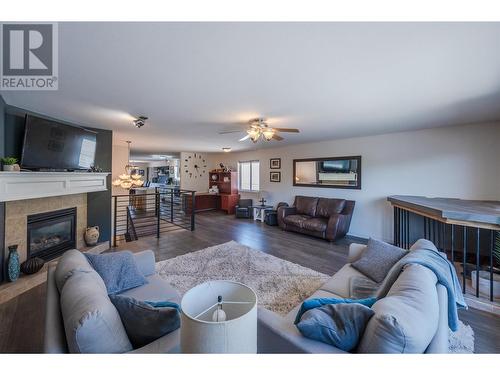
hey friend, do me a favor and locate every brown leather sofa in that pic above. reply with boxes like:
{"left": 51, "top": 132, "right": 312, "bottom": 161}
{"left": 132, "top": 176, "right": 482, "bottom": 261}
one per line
{"left": 277, "top": 196, "right": 355, "bottom": 241}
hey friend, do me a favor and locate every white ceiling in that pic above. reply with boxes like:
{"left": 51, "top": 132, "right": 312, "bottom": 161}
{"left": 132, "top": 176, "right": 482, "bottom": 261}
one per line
{"left": 3, "top": 22, "right": 500, "bottom": 154}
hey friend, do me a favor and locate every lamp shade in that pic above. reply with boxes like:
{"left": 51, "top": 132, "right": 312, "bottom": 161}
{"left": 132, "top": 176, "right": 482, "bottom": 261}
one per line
{"left": 180, "top": 280, "right": 257, "bottom": 353}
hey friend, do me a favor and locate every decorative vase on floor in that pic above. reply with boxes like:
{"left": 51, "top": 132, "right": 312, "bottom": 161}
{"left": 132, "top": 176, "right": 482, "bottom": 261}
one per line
{"left": 7, "top": 245, "right": 20, "bottom": 282}
{"left": 84, "top": 226, "right": 100, "bottom": 246}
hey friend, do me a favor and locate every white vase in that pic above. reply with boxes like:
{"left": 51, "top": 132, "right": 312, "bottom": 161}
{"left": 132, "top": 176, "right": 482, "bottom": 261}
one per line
{"left": 84, "top": 226, "right": 100, "bottom": 246}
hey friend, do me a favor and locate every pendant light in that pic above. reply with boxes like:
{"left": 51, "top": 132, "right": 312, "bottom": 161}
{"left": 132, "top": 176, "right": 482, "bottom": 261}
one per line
{"left": 112, "top": 141, "right": 144, "bottom": 189}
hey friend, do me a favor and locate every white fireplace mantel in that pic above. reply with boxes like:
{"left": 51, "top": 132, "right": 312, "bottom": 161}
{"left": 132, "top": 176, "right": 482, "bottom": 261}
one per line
{"left": 0, "top": 171, "right": 109, "bottom": 202}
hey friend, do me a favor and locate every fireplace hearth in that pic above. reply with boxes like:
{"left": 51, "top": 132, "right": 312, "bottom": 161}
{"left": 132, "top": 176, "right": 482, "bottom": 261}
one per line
{"left": 27, "top": 207, "right": 77, "bottom": 261}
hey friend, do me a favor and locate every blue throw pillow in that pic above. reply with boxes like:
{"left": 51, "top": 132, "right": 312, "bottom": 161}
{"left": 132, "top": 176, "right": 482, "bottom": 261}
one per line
{"left": 294, "top": 296, "right": 377, "bottom": 324}
{"left": 109, "top": 295, "right": 181, "bottom": 349}
{"left": 85, "top": 251, "right": 147, "bottom": 294}
{"left": 296, "top": 303, "right": 375, "bottom": 351}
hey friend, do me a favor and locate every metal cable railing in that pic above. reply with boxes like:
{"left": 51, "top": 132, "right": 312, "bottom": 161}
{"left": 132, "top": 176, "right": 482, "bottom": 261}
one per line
{"left": 393, "top": 206, "right": 498, "bottom": 302}
{"left": 112, "top": 187, "right": 196, "bottom": 246}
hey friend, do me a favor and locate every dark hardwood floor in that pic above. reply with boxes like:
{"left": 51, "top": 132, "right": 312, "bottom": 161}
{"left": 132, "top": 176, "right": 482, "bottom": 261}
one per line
{"left": 0, "top": 211, "right": 498, "bottom": 353}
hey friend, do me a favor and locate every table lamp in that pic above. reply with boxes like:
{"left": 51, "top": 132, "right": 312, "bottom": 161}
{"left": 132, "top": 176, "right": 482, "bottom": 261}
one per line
{"left": 180, "top": 280, "right": 257, "bottom": 353}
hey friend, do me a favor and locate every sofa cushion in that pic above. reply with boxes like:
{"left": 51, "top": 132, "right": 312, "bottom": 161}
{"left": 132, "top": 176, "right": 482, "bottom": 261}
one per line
{"left": 295, "top": 196, "right": 319, "bottom": 217}
{"left": 283, "top": 214, "right": 311, "bottom": 228}
{"left": 316, "top": 198, "right": 346, "bottom": 218}
{"left": 357, "top": 264, "right": 439, "bottom": 353}
{"left": 109, "top": 295, "right": 180, "bottom": 349}
{"left": 59, "top": 270, "right": 133, "bottom": 353}
{"left": 319, "top": 264, "right": 371, "bottom": 298}
{"left": 349, "top": 276, "right": 380, "bottom": 299}
{"left": 118, "top": 274, "right": 181, "bottom": 303}
{"left": 351, "top": 238, "right": 408, "bottom": 283}
{"left": 55, "top": 249, "right": 94, "bottom": 292}
{"left": 302, "top": 218, "right": 328, "bottom": 233}
{"left": 296, "top": 303, "right": 374, "bottom": 352}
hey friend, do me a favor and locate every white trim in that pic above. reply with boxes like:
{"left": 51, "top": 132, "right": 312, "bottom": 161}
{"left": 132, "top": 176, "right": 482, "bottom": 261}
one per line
{"left": 0, "top": 171, "right": 109, "bottom": 202}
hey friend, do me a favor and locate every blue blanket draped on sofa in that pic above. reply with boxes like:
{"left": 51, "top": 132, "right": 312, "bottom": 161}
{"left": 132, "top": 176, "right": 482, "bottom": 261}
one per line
{"left": 376, "top": 248, "right": 467, "bottom": 331}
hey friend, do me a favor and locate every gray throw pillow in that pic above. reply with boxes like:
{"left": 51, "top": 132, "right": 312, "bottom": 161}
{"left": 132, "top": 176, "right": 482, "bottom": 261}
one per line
{"left": 296, "top": 303, "right": 374, "bottom": 352}
{"left": 85, "top": 252, "right": 147, "bottom": 294}
{"left": 351, "top": 238, "right": 407, "bottom": 283}
{"left": 110, "top": 295, "right": 180, "bottom": 349}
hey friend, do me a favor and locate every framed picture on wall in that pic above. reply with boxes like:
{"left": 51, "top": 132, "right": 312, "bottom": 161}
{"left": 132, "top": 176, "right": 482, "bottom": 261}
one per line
{"left": 270, "top": 158, "right": 281, "bottom": 169}
{"left": 270, "top": 171, "right": 281, "bottom": 182}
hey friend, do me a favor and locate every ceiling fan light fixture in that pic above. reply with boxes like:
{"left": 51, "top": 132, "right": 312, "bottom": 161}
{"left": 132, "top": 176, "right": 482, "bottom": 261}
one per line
{"left": 262, "top": 128, "right": 274, "bottom": 141}
{"left": 222, "top": 147, "right": 231, "bottom": 152}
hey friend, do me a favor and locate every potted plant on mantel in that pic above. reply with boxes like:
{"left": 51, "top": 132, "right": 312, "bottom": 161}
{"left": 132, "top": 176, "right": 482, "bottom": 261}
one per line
{"left": 0, "top": 157, "right": 20, "bottom": 171}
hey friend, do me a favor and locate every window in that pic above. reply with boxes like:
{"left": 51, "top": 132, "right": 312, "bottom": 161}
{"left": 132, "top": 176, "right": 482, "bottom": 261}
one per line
{"left": 238, "top": 160, "right": 260, "bottom": 192}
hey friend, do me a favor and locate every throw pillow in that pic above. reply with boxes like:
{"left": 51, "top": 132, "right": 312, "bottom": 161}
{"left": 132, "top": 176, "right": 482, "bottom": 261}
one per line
{"left": 294, "top": 296, "right": 377, "bottom": 324}
{"left": 110, "top": 295, "right": 181, "bottom": 349}
{"left": 351, "top": 238, "right": 408, "bottom": 283}
{"left": 296, "top": 303, "right": 375, "bottom": 351}
{"left": 85, "top": 251, "right": 147, "bottom": 294}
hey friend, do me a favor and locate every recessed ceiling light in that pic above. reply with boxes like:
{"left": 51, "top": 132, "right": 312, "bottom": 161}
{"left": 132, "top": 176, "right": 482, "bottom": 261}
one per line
{"left": 222, "top": 147, "right": 231, "bottom": 152}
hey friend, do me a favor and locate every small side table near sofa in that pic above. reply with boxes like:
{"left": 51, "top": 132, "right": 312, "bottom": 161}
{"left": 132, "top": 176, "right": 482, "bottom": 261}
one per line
{"left": 251, "top": 205, "right": 273, "bottom": 222}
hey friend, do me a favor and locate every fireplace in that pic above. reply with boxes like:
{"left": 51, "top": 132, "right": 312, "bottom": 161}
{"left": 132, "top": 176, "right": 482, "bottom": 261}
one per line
{"left": 27, "top": 207, "right": 77, "bottom": 261}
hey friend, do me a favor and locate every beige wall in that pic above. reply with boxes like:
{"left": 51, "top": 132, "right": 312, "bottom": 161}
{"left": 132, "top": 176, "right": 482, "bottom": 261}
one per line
{"left": 214, "top": 122, "right": 500, "bottom": 242}
{"left": 180, "top": 152, "right": 217, "bottom": 192}
{"left": 111, "top": 142, "right": 130, "bottom": 196}
{"left": 4, "top": 194, "right": 87, "bottom": 263}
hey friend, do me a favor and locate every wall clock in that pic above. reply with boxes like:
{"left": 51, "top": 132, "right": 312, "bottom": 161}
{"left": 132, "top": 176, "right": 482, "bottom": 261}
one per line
{"left": 183, "top": 153, "right": 207, "bottom": 179}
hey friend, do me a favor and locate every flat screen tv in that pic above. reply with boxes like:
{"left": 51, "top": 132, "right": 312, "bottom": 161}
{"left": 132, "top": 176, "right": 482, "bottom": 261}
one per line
{"left": 21, "top": 115, "right": 97, "bottom": 171}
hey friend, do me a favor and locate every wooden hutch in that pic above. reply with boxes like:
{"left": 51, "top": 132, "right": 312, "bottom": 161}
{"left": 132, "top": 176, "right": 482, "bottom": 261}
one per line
{"left": 183, "top": 170, "right": 239, "bottom": 215}
{"left": 208, "top": 170, "right": 239, "bottom": 214}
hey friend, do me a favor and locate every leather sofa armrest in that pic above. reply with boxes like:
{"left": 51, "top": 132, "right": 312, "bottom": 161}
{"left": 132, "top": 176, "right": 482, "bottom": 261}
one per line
{"left": 277, "top": 206, "right": 296, "bottom": 227}
{"left": 133, "top": 250, "right": 156, "bottom": 277}
{"left": 325, "top": 213, "right": 351, "bottom": 241}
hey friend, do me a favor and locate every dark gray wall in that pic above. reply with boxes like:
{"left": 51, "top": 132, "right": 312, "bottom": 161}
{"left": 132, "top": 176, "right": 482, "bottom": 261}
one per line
{"left": 0, "top": 95, "right": 5, "bottom": 282}
{"left": 86, "top": 127, "right": 113, "bottom": 243}
{"left": 2, "top": 105, "right": 113, "bottom": 244}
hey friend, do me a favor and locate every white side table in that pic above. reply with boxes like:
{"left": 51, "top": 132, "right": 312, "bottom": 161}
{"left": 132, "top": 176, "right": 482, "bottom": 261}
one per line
{"left": 251, "top": 205, "right": 273, "bottom": 222}
{"left": 180, "top": 280, "right": 257, "bottom": 353}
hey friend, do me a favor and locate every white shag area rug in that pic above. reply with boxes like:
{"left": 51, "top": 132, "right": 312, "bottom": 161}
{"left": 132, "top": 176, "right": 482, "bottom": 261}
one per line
{"left": 155, "top": 240, "right": 474, "bottom": 353}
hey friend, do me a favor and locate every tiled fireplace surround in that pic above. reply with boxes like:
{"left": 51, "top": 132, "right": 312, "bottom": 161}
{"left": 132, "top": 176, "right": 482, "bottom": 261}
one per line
{"left": 4, "top": 194, "right": 87, "bottom": 264}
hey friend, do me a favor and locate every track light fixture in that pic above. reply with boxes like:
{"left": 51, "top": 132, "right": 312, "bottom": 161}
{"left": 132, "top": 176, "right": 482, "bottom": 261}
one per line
{"left": 134, "top": 116, "right": 148, "bottom": 128}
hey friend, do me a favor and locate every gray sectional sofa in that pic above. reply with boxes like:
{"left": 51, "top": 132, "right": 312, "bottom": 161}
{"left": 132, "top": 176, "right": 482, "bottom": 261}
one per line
{"left": 257, "top": 240, "right": 449, "bottom": 353}
{"left": 45, "top": 240, "right": 449, "bottom": 354}
{"left": 44, "top": 249, "right": 181, "bottom": 353}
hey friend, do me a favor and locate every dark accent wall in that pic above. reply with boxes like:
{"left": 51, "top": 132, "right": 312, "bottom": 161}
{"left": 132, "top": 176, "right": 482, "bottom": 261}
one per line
{"left": 2, "top": 105, "right": 113, "bottom": 245}
{"left": 0, "top": 94, "right": 5, "bottom": 282}
{"left": 86, "top": 127, "right": 113, "bottom": 243}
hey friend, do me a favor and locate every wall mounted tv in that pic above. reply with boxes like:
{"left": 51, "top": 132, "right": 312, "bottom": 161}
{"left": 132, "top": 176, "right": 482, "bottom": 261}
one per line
{"left": 21, "top": 115, "right": 97, "bottom": 171}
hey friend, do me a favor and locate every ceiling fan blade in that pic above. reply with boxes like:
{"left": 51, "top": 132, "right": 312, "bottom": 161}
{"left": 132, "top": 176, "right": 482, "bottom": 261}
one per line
{"left": 273, "top": 128, "right": 300, "bottom": 133}
{"left": 218, "top": 130, "right": 244, "bottom": 134}
{"left": 272, "top": 134, "right": 284, "bottom": 141}
{"left": 239, "top": 134, "right": 251, "bottom": 142}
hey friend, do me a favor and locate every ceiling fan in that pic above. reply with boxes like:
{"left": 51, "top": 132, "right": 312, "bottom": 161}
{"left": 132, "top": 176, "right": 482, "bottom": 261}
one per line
{"left": 219, "top": 118, "right": 300, "bottom": 143}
